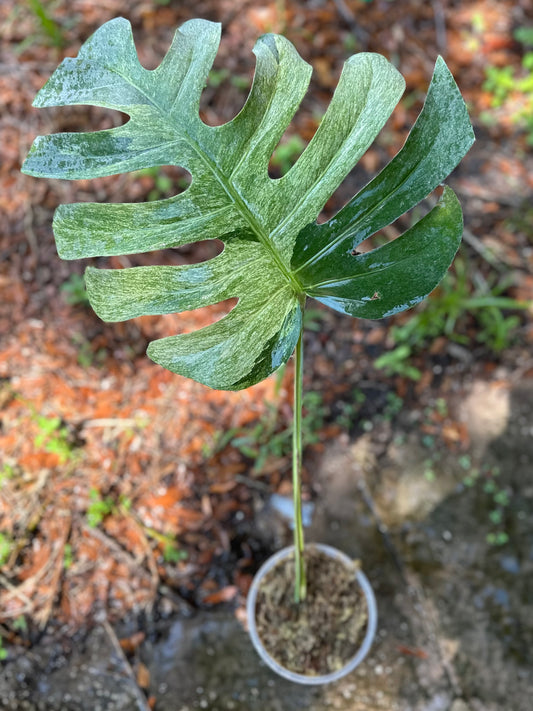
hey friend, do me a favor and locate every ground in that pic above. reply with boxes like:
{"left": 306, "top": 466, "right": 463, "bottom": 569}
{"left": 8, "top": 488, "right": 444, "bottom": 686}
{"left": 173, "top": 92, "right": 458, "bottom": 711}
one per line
{"left": 0, "top": 1, "right": 532, "bottom": 709}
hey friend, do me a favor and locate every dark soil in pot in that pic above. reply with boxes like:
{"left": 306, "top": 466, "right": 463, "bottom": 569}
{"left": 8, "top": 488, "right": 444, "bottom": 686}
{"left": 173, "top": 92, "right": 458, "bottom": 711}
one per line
{"left": 254, "top": 546, "right": 368, "bottom": 676}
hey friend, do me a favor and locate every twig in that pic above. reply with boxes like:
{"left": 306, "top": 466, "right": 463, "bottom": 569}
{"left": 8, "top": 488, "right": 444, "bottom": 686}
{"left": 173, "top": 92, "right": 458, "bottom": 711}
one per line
{"left": 35, "top": 514, "right": 71, "bottom": 629}
{"left": 332, "top": 0, "right": 369, "bottom": 49}
{"left": 102, "top": 619, "right": 153, "bottom": 711}
{"left": 118, "top": 508, "right": 160, "bottom": 597}
{"left": 234, "top": 474, "right": 270, "bottom": 491}
{"left": 432, "top": 0, "right": 447, "bottom": 56}
{"left": 509, "top": 358, "right": 533, "bottom": 384}
{"left": 219, "top": 0, "right": 255, "bottom": 29}
{"left": 0, "top": 573, "right": 34, "bottom": 608}
{"left": 462, "top": 228, "right": 508, "bottom": 271}
{"left": 458, "top": 183, "right": 523, "bottom": 208}
{"left": 83, "top": 418, "right": 141, "bottom": 429}
{"left": 81, "top": 522, "right": 147, "bottom": 572}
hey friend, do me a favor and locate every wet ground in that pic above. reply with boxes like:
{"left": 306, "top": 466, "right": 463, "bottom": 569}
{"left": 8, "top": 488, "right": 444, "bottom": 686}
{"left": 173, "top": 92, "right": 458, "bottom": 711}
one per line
{"left": 1, "top": 377, "right": 532, "bottom": 710}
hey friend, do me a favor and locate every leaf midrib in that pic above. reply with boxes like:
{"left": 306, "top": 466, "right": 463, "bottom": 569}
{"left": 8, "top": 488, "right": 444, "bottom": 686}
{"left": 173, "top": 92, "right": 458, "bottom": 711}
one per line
{"left": 107, "top": 62, "right": 303, "bottom": 295}
{"left": 304, "top": 251, "right": 411, "bottom": 291}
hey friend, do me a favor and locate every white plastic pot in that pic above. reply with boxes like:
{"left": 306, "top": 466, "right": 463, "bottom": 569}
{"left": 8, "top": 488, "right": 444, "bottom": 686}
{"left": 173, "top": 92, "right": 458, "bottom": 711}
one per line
{"left": 246, "top": 543, "right": 377, "bottom": 684}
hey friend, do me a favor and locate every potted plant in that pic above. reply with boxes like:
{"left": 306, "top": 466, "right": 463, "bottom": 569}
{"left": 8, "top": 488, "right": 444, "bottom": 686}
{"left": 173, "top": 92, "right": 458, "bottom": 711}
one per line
{"left": 22, "top": 17, "right": 474, "bottom": 682}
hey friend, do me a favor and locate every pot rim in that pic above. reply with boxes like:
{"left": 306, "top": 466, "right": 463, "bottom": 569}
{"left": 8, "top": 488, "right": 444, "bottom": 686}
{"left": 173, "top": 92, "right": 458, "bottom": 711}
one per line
{"left": 246, "top": 542, "right": 378, "bottom": 685}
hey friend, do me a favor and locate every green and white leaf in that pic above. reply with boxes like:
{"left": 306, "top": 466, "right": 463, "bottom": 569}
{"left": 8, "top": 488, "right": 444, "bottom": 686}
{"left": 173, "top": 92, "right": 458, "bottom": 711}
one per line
{"left": 22, "top": 18, "right": 474, "bottom": 390}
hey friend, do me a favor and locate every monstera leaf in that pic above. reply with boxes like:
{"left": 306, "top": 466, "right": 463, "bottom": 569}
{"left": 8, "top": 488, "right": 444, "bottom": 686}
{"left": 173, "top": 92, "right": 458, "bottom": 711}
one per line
{"left": 22, "top": 18, "right": 474, "bottom": 390}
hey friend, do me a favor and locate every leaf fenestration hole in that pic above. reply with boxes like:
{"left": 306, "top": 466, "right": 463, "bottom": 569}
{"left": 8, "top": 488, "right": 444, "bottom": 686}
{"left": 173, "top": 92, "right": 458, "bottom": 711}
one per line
{"left": 50, "top": 106, "right": 129, "bottom": 133}
{"left": 62, "top": 167, "right": 192, "bottom": 212}
{"left": 134, "top": 28, "right": 175, "bottom": 70}
{"left": 128, "top": 166, "right": 192, "bottom": 202}
{"left": 268, "top": 130, "right": 308, "bottom": 179}
{"left": 107, "top": 239, "right": 225, "bottom": 268}
{"left": 353, "top": 190, "right": 442, "bottom": 255}
{"left": 268, "top": 55, "right": 346, "bottom": 182}
{"left": 153, "top": 239, "right": 225, "bottom": 266}
{"left": 199, "top": 54, "right": 253, "bottom": 127}
{"left": 142, "top": 296, "right": 238, "bottom": 338}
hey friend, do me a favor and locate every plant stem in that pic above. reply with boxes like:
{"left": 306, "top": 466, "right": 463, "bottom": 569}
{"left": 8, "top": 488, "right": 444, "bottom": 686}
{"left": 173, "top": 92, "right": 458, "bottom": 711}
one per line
{"left": 292, "top": 324, "right": 306, "bottom": 604}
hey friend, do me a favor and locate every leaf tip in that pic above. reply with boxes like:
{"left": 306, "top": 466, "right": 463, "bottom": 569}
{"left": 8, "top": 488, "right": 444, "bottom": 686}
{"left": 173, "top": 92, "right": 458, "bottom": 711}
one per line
{"left": 180, "top": 17, "right": 222, "bottom": 42}
{"left": 20, "top": 138, "right": 42, "bottom": 176}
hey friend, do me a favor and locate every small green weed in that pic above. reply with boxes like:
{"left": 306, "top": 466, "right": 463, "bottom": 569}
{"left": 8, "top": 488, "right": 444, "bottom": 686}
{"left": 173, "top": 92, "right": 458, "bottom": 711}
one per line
{"left": 476, "top": 307, "right": 521, "bottom": 352}
{"left": 375, "top": 255, "right": 530, "bottom": 380}
{"left": 0, "top": 463, "right": 16, "bottom": 487}
{"left": 61, "top": 274, "right": 89, "bottom": 306}
{"left": 423, "top": 459, "right": 437, "bottom": 482}
{"left": 484, "top": 65, "right": 515, "bottom": 106}
{"left": 514, "top": 27, "right": 533, "bottom": 47}
{"left": 12, "top": 616, "right": 28, "bottom": 634}
{"left": 342, "top": 34, "right": 358, "bottom": 54}
{"left": 335, "top": 388, "right": 366, "bottom": 431}
{"left": 382, "top": 391, "right": 404, "bottom": 420}
{"left": 34, "top": 415, "right": 77, "bottom": 463}
{"left": 0, "top": 638, "right": 8, "bottom": 661}
{"left": 26, "top": 0, "right": 65, "bottom": 48}
{"left": 421, "top": 434, "right": 436, "bottom": 449}
{"left": 375, "top": 345, "right": 422, "bottom": 381}
{"left": 462, "top": 466, "right": 510, "bottom": 546}
{"left": 270, "top": 135, "right": 306, "bottom": 176}
{"left": 482, "top": 28, "right": 533, "bottom": 144}
{"left": 86, "top": 488, "right": 115, "bottom": 527}
{"left": 505, "top": 204, "right": 533, "bottom": 239}
{"left": 470, "top": 11, "right": 486, "bottom": 35}
{"left": 210, "top": 390, "right": 327, "bottom": 474}
{"left": 0, "top": 534, "right": 12, "bottom": 566}
{"left": 119, "top": 495, "right": 132, "bottom": 512}
{"left": 435, "top": 397, "right": 448, "bottom": 417}
{"left": 207, "top": 68, "right": 250, "bottom": 91}
{"left": 63, "top": 542, "right": 73, "bottom": 569}
{"left": 135, "top": 522, "right": 187, "bottom": 563}
{"left": 133, "top": 166, "right": 190, "bottom": 201}
{"left": 162, "top": 540, "right": 188, "bottom": 563}
{"left": 458, "top": 454, "right": 472, "bottom": 471}
{"left": 70, "top": 332, "right": 107, "bottom": 368}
